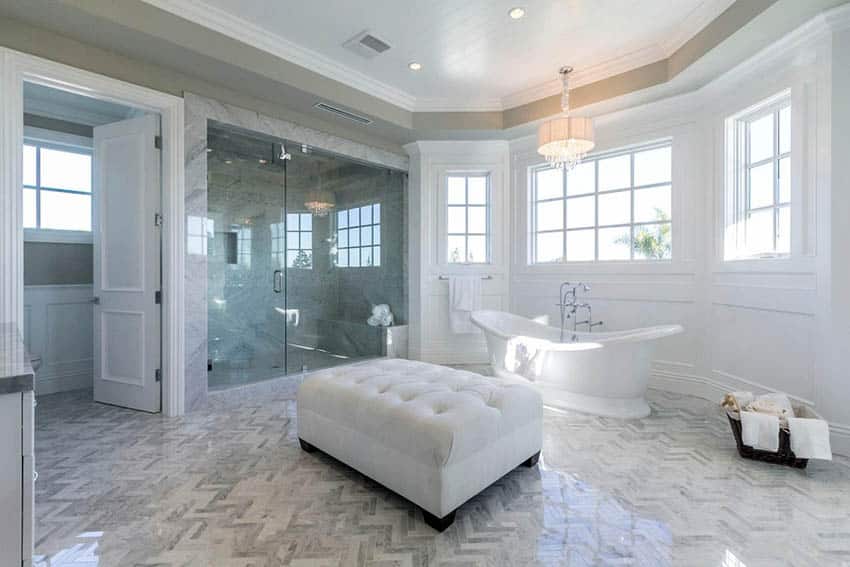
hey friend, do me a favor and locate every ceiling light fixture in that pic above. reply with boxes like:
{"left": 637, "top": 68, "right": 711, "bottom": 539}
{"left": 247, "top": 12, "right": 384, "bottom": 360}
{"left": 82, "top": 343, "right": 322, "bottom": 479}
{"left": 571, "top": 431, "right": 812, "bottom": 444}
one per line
{"left": 508, "top": 7, "right": 526, "bottom": 19}
{"left": 408, "top": 61, "right": 422, "bottom": 71}
{"left": 537, "top": 66, "right": 595, "bottom": 170}
{"left": 304, "top": 163, "right": 335, "bottom": 217}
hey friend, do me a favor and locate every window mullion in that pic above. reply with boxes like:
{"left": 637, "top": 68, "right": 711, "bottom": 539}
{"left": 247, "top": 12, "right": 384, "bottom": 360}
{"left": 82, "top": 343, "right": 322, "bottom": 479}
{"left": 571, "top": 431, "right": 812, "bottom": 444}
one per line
{"left": 562, "top": 174, "right": 567, "bottom": 262}
{"left": 35, "top": 146, "right": 41, "bottom": 229}
{"left": 629, "top": 153, "right": 635, "bottom": 260}
{"left": 594, "top": 159, "right": 600, "bottom": 261}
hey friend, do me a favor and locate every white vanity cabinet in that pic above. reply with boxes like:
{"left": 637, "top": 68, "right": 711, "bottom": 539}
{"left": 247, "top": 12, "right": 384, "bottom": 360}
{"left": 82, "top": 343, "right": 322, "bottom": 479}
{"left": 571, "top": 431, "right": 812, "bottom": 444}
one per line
{"left": 0, "top": 322, "right": 36, "bottom": 566}
{"left": 0, "top": 390, "right": 35, "bottom": 567}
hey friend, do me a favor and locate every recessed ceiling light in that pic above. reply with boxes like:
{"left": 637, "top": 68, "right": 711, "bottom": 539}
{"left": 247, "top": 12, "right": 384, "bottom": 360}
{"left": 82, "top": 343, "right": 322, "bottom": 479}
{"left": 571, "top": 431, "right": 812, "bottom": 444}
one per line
{"left": 508, "top": 7, "right": 526, "bottom": 19}
{"left": 408, "top": 61, "right": 422, "bottom": 71}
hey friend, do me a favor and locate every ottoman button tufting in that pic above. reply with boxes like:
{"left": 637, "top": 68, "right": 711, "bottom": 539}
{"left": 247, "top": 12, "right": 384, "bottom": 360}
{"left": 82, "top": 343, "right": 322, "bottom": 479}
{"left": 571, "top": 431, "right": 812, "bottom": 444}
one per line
{"left": 297, "top": 358, "right": 543, "bottom": 532}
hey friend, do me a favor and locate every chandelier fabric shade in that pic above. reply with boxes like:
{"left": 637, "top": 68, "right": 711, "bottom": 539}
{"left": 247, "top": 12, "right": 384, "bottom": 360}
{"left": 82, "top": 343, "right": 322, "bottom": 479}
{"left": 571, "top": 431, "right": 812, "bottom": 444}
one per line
{"left": 537, "top": 66, "right": 595, "bottom": 170}
{"left": 537, "top": 116, "right": 595, "bottom": 169}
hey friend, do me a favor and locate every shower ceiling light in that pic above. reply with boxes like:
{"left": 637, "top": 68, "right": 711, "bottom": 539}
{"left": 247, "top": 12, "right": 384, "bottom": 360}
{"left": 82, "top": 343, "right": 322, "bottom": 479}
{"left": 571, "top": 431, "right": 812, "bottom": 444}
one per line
{"left": 508, "top": 7, "right": 526, "bottom": 19}
{"left": 537, "top": 66, "right": 595, "bottom": 170}
{"left": 305, "top": 199, "right": 335, "bottom": 217}
{"left": 305, "top": 175, "right": 335, "bottom": 217}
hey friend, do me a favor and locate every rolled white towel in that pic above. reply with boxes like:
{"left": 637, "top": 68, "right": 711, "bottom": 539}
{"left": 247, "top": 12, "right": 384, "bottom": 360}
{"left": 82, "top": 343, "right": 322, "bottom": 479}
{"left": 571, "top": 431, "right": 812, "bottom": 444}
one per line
{"left": 788, "top": 417, "right": 832, "bottom": 460}
{"left": 748, "top": 392, "right": 795, "bottom": 419}
{"left": 741, "top": 411, "right": 780, "bottom": 452}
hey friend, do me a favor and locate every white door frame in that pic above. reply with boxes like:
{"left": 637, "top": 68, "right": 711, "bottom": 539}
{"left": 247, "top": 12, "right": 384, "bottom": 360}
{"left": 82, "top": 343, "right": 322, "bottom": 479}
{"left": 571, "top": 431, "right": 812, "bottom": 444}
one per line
{"left": 0, "top": 48, "right": 186, "bottom": 416}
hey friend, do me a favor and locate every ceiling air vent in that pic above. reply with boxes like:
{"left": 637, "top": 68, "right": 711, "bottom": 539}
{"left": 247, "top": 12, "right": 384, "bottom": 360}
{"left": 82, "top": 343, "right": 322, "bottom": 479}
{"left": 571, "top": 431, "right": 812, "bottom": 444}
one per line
{"left": 343, "top": 30, "right": 391, "bottom": 59}
{"left": 313, "top": 102, "right": 373, "bottom": 125}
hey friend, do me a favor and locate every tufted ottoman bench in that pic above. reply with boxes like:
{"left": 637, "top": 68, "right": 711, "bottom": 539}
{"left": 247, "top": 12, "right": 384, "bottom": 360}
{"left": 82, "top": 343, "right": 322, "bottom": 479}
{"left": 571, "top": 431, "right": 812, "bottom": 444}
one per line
{"left": 297, "top": 358, "right": 543, "bottom": 531}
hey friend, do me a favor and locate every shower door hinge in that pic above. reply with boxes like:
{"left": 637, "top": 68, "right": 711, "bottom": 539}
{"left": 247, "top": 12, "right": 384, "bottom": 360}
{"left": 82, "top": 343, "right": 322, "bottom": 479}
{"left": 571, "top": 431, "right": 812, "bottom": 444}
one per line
{"left": 155, "top": 368, "right": 162, "bottom": 382}
{"left": 155, "top": 290, "right": 162, "bottom": 304}
{"left": 154, "top": 135, "right": 162, "bottom": 150}
{"left": 154, "top": 213, "right": 163, "bottom": 226}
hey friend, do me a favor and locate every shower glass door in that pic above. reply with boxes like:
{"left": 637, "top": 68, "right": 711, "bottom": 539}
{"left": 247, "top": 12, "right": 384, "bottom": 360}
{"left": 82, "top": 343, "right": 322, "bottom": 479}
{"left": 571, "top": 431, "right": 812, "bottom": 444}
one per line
{"left": 207, "top": 122, "right": 407, "bottom": 391}
{"left": 206, "top": 124, "right": 287, "bottom": 389}
{"left": 284, "top": 149, "right": 406, "bottom": 374}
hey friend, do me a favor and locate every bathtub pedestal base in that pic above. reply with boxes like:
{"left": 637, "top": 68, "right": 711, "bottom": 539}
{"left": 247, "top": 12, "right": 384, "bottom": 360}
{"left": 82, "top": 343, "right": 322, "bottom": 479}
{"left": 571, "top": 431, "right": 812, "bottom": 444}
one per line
{"left": 538, "top": 385, "right": 651, "bottom": 419}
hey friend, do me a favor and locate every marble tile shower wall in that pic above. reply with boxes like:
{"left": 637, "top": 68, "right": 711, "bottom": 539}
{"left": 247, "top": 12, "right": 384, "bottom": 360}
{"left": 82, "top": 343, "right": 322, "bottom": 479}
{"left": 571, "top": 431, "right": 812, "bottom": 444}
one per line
{"left": 183, "top": 93, "right": 409, "bottom": 410}
{"left": 333, "top": 166, "right": 407, "bottom": 326}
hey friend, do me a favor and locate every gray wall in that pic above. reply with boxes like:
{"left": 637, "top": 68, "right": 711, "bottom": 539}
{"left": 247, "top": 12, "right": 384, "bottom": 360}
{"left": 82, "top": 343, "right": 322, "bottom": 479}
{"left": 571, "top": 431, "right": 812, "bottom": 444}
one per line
{"left": 24, "top": 242, "right": 92, "bottom": 285}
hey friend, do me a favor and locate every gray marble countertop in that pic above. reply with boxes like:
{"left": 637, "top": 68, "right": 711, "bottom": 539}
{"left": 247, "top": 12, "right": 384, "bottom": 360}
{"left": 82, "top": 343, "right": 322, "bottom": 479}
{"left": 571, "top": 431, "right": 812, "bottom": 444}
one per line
{"left": 0, "top": 322, "right": 34, "bottom": 394}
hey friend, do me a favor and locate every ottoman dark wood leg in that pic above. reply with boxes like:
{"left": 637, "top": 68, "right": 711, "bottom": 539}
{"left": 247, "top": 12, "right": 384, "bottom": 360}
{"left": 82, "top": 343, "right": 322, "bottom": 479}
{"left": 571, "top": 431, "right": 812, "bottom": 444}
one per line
{"left": 299, "top": 438, "right": 318, "bottom": 453}
{"left": 422, "top": 509, "right": 456, "bottom": 532}
{"left": 522, "top": 451, "right": 540, "bottom": 468}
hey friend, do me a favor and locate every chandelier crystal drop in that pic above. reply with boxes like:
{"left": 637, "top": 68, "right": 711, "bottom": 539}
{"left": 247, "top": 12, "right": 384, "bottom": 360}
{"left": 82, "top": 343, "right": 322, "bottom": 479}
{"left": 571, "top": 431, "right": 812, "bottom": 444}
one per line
{"left": 537, "top": 66, "right": 595, "bottom": 170}
{"left": 304, "top": 167, "right": 335, "bottom": 216}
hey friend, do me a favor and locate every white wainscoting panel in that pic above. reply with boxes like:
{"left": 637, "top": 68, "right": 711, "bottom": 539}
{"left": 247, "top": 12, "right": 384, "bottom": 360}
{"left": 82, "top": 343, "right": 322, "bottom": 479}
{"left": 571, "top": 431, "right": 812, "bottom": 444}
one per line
{"left": 23, "top": 285, "right": 94, "bottom": 395}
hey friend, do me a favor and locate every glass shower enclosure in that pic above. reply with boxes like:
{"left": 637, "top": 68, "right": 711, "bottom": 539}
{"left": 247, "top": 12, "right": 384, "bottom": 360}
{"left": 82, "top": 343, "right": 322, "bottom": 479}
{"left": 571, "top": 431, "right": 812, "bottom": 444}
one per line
{"left": 206, "top": 123, "right": 406, "bottom": 390}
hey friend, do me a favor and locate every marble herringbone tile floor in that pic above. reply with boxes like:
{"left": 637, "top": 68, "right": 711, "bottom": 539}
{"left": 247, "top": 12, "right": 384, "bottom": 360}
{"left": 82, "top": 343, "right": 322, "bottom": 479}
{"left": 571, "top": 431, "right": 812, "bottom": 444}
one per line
{"left": 32, "top": 378, "right": 850, "bottom": 567}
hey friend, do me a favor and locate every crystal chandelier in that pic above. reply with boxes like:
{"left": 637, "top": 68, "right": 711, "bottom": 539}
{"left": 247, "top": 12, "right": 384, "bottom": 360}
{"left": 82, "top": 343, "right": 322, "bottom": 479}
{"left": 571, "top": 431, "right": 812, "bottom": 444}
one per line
{"left": 304, "top": 195, "right": 335, "bottom": 217}
{"left": 304, "top": 165, "right": 335, "bottom": 216}
{"left": 537, "top": 66, "right": 595, "bottom": 170}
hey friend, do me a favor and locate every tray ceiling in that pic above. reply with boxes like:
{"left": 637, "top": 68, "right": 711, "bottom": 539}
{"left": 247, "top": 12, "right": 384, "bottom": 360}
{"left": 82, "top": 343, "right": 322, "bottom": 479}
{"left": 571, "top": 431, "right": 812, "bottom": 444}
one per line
{"left": 143, "top": 0, "right": 736, "bottom": 112}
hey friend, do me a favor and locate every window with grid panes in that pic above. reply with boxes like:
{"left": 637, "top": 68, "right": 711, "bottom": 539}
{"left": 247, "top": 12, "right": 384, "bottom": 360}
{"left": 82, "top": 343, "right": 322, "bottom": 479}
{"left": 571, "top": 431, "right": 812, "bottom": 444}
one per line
{"left": 336, "top": 203, "right": 381, "bottom": 267}
{"left": 447, "top": 174, "right": 490, "bottom": 264}
{"left": 531, "top": 141, "right": 672, "bottom": 263}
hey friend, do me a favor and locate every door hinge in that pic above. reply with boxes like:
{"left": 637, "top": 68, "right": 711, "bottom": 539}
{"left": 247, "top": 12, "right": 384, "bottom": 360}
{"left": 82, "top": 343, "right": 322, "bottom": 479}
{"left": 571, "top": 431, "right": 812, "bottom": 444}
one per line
{"left": 154, "top": 135, "right": 162, "bottom": 150}
{"left": 155, "top": 290, "right": 162, "bottom": 304}
{"left": 155, "top": 368, "right": 162, "bottom": 382}
{"left": 154, "top": 213, "right": 163, "bottom": 226}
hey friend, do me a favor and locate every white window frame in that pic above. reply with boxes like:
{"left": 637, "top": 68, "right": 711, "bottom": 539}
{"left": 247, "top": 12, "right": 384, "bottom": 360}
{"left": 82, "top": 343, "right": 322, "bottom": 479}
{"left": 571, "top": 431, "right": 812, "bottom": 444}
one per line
{"left": 530, "top": 139, "right": 673, "bottom": 264}
{"left": 446, "top": 173, "right": 491, "bottom": 264}
{"left": 23, "top": 134, "right": 94, "bottom": 244}
{"left": 284, "top": 212, "right": 313, "bottom": 269}
{"left": 724, "top": 91, "right": 791, "bottom": 260}
{"left": 335, "top": 203, "right": 381, "bottom": 268}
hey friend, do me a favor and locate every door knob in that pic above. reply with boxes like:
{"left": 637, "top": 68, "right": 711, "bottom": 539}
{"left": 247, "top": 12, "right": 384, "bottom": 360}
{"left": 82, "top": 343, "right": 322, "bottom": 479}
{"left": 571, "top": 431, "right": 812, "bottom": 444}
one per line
{"left": 91, "top": 296, "right": 100, "bottom": 305}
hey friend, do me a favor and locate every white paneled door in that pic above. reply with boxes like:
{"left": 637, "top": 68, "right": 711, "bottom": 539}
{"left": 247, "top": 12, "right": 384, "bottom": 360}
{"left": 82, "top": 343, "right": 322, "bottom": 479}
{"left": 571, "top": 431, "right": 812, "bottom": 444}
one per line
{"left": 93, "top": 115, "right": 162, "bottom": 412}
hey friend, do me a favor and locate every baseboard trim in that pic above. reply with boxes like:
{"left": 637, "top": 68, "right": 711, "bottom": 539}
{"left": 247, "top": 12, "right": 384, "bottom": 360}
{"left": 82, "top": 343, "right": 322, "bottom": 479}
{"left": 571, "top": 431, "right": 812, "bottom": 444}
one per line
{"left": 36, "top": 370, "right": 92, "bottom": 396}
{"left": 651, "top": 369, "right": 850, "bottom": 457}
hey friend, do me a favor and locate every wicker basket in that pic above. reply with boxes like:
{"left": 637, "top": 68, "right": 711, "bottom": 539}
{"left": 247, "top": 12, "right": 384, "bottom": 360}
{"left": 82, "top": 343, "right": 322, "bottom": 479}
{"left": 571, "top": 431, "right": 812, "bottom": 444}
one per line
{"left": 725, "top": 403, "right": 821, "bottom": 469}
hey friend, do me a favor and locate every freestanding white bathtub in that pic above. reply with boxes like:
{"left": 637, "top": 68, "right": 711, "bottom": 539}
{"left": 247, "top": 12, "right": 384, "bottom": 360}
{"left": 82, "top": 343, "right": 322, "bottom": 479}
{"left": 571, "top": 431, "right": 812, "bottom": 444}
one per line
{"left": 471, "top": 310, "right": 683, "bottom": 418}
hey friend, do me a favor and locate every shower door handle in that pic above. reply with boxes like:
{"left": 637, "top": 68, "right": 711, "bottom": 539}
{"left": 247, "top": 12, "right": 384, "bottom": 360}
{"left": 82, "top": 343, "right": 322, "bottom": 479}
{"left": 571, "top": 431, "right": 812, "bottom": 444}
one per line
{"left": 273, "top": 270, "right": 283, "bottom": 293}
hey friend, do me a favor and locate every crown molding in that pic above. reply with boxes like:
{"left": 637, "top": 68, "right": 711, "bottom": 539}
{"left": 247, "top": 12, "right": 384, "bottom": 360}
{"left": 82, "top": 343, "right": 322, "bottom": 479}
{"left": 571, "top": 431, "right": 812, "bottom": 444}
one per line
{"left": 139, "top": 0, "right": 419, "bottom": 112}
{"left": 659, "top": 0, "right": 737, "bottom": 55}
{"left": 701, "top": 2, "right": 849, "bottom": 99}
{"left": 412, "top": 97, "right": 505, "bottom": 113}
{"left": 140, "top": 0, "right": 736, "bottom": 115}
{"left": 500, "top": 44, "right": 670, "bottom": 111}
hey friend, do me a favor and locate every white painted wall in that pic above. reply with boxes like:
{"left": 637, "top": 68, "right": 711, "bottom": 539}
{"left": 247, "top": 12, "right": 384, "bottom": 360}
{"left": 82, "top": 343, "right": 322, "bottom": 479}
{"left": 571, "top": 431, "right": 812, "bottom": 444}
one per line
{"left": 23, "top": 285, "right": 93, "bottom": 394}
{"left": 405, "top": 141, "right": 510, "bottom": 364}
{"left": 406, "top": 8, "right": 850, "bottom": 454}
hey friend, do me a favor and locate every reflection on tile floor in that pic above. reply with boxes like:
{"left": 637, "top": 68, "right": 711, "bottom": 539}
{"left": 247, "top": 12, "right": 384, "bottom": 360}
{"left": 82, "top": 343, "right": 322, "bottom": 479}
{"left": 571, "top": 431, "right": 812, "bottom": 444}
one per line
{"left": 33, "top": 380, "right": 850, "bottom": 566}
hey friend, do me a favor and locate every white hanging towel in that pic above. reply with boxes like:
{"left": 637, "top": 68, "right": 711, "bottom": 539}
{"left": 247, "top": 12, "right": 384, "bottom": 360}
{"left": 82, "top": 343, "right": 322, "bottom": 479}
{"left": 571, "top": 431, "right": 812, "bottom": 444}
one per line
{"left": 448, "top": 276, "right": 482, "bottom": 334}
{"left": 741, "top": 411, "right": 780, "bottom": 452}
{"left": 788, "top": 417, "right": 833, "bottom": 460}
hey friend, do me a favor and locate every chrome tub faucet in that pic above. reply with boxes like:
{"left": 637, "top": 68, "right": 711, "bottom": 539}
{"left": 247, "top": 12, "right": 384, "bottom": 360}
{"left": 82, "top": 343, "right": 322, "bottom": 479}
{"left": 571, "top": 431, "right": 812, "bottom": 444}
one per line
{"left": 557, "top": 282, "right": 603, "bottom": 341}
